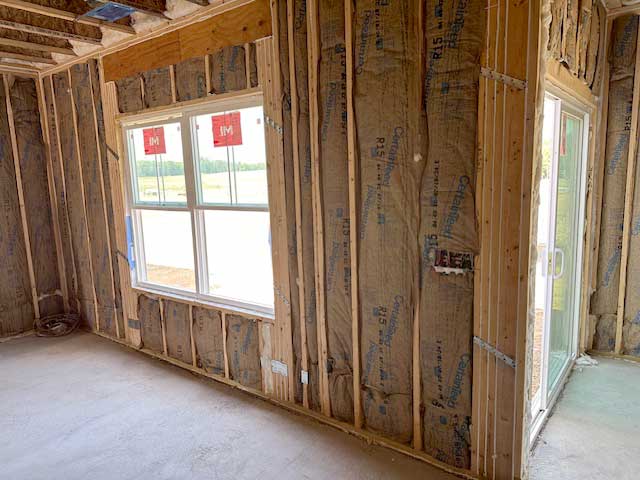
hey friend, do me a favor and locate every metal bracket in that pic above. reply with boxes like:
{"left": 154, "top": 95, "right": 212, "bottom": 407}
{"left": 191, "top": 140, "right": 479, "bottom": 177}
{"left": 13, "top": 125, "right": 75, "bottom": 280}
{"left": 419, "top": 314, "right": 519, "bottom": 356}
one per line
{"left": 271, "top": 360, "right": 288, "bottom": 377}
{"left": 264, "top": 114, "right": 283, "bottom": 135}
{"left": 480, "top": 67, "right": 526, "bottom": 91}
{"left": 473, "top": 336, "right": 516, "bottom": 369}
{"left": 300, "top": 370, "right": 309, "bottom": 385}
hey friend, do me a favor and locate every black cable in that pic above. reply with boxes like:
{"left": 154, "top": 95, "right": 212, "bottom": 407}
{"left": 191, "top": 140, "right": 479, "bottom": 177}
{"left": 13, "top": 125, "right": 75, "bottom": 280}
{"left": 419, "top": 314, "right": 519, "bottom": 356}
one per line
{"left": 34, "top": 313, "right": 81, "bottom": 337}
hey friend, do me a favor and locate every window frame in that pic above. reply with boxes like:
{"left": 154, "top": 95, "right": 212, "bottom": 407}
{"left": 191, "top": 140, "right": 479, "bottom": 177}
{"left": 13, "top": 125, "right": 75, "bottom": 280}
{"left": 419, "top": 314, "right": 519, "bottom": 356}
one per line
{"left": 121, "top": 92, "right": 274, "bottom": 316}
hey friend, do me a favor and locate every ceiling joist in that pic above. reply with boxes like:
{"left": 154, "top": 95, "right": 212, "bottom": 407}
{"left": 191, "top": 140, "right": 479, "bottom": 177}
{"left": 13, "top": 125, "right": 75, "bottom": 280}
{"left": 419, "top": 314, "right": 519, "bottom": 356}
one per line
{"left": 0, "top": 0, "right": 135, "bottom": 34}
{"left": 0, "top": 6, "right": 103, "bottom": 44}
{"left": 0, "top": 36, "right": 75, "bottom": 56}
{"left": 0, "top": 49, "right": 55, "bottom": 64}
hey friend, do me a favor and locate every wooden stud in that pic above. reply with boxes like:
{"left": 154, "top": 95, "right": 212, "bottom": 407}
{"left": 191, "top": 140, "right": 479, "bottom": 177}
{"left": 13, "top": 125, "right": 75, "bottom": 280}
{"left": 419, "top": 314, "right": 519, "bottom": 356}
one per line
{"left": 244, "top": 42, "right": 252, "bottom": 88}
{"left": 169, "top": 64, "right": 177, "bottom": 104}
{"left": 204, "top": 54, "right": 211, "bottom": 94}
{"left": 615, "top": 23, "right": 640, "bottom": 355}
{"left": 286, "top": 0, "right": 310, "bottom": 409}
{"left": 159, "top": 297, "right": 168, "bottom": 355}
{"left": 344, "top": 0, "right": 361, "bottom": 432}
{"left": 35, "top": 75, "right": 69, "bottom": 313}
{"left": 3, "top": 74, "right": 40, "bottom": 320}
{"left": 189, "top": 304, "right": 197, "bottom": 367}
{"left": 306, "top": 0, "right": 331, "bottom": 418}
{"left": 221, "top": 311, "right": 230, "bottom": 379}
{"left": 67, "top": 67, "right": 101, "bottom": 331}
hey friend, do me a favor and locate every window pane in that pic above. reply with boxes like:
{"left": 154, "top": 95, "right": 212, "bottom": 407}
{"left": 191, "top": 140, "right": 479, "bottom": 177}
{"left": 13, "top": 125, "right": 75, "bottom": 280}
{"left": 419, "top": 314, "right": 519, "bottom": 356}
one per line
{"left": 204, "top": 210, "right": 273, "bottom": 308}
{"left": 194, "top": 106, "right": 268, "bottom": 206}
{"left": 139, "top": 210, "right": 195, "bottom": 291}
{"left": 128, "top": 122, "right": 187, "bottom": 205}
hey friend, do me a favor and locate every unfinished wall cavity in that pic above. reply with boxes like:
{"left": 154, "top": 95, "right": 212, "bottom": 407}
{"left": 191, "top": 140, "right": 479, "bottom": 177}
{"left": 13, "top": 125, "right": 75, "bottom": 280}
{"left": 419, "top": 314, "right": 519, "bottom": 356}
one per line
{"left": 591, "top": 15, "right": 638, "bottom": 352}
{"left": 548, "top": 0, "right": 605, "bottom": 91}
{"left": 0, "top": 75, "right": 37, "bottom": 337}
{"left": 9, "top": 76, "right": 63, "bottom": 317}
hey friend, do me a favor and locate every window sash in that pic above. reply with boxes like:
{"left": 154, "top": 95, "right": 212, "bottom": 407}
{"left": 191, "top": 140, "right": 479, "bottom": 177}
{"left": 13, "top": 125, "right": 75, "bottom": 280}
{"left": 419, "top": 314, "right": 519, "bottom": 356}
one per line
{"left": 122, "top": 95, "right": 274, "bottom": 314}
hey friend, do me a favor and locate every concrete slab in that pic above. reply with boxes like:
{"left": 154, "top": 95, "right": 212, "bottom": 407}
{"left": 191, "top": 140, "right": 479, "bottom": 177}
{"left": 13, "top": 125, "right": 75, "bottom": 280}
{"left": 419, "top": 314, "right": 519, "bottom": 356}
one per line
{"left": 0, "top": 332, "right": 457, "bottom": 480}
{"left": 530, "top": 357, "right": 640, "bottom": 480}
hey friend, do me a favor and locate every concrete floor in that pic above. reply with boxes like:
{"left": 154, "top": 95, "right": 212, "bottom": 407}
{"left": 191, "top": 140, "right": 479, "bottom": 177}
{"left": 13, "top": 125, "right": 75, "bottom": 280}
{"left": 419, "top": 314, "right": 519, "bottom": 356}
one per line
{"left": 530, "top": 357, "right": 640, "bottom": 480}
{"left": 0, "top": 332, "right": 457, "bottom": 480}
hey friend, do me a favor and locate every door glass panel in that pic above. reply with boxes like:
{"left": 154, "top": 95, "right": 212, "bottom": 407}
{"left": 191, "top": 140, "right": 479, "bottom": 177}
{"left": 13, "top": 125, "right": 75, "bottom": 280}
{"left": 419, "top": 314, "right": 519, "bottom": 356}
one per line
{"left": 531, "top": 97, "right": 557, "bottom": 402}
{"left": 547, "top": 111, "right": 582, "bottom": 391}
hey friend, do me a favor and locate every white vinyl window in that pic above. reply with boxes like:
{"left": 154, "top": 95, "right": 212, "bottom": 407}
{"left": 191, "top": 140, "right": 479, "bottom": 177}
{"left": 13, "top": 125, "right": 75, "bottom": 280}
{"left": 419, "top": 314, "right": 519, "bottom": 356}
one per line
{"left": 123, "top": 95, "right": 274, "bottom": 313}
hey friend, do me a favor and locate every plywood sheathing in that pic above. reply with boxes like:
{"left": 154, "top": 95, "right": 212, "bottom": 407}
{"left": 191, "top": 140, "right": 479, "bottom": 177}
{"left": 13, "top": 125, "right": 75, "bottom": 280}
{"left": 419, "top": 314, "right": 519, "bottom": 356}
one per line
{"left": 0, "top": 74, "right": 35, "bottom": 336}
{"left": 226, "top": 314, "right": 262, "bottom": 390}
{"left": 421, "top": 0, "right": 484, "bottom": 466}
{"left": 52, "top": 71, "right": 98, "bottom": 328}
{"left": 591, "top": 15, "right": 638, "bottom": 352}
{"left": 192, "top": 306, "right": 226, "bottom": 375}
{"left": 70, "top": 63, "right": 118, "bottom": 337}
{"left": 9, "top": 76, "right": 63, "bottom": 317}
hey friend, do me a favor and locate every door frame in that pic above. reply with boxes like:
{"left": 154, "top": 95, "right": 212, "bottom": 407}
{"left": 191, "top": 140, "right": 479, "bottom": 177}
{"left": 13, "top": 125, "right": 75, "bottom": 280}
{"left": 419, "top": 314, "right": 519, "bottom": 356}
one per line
{"left": 529, "top": 87, "right": 590, "bottom": 444}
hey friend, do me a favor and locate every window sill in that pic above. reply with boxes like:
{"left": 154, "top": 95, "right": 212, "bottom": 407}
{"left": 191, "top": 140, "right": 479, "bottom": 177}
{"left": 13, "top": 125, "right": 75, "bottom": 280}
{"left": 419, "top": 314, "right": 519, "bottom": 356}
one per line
{"left": 131, "top": 285, "right": 276, "bottom": 324}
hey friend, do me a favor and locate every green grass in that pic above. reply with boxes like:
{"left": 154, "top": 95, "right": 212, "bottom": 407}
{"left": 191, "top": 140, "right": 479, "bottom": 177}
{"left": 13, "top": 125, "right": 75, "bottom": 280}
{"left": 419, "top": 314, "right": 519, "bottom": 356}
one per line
{"left": 137, "top": 170, "right": 269, "bottom": 205}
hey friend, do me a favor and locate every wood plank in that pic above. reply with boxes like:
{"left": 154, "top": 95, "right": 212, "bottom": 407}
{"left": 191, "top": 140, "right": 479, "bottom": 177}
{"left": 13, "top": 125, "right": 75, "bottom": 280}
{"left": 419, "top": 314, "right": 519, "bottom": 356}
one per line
{"left": 0, "top": 0, "right": 135, "bottom": 34}
{"left": 0, "top": 36, "right": 74, "bottom": 55}
{"left": 344, "top": 0, "right": 361, "bottom": 431}
{"left": 0, "top": 50, "right": 56, "bottom": 64}
{"left": 0, "top": 6, "right": 102, "bottom": 44}
{"left": 306, "top": 0, "right": 330, "bottom": 418}
{"left": 103, "top": 0, "right": 271, "bottom": 82}
{"left": 615, "top": 27, "right": 640, "bottom": 354}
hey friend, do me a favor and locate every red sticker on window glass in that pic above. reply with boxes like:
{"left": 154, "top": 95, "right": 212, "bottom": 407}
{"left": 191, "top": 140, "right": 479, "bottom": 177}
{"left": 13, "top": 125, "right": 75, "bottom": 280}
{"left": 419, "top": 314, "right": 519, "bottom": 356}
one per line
{"left": 212, "top": 112, "right": 242, "bottom": 147}
{"left": 143, "top": 127, "right": 166, "bottom": 155}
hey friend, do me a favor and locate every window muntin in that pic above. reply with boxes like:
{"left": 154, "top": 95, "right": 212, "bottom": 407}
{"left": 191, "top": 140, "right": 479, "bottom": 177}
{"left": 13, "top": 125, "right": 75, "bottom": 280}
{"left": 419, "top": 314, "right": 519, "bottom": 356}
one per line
{"left": 124, "top": 97, "right": 274, "bottom": 312}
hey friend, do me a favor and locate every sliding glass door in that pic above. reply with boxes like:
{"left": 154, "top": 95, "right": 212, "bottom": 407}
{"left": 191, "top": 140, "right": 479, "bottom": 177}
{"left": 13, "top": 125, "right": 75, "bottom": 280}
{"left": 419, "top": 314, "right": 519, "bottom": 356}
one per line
{"left": 531, "top": 92, "right": 587, "bottom": 435}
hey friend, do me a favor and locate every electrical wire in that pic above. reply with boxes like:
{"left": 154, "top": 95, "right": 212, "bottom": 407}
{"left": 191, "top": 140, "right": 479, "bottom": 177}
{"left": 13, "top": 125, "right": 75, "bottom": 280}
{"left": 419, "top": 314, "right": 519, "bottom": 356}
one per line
{"left": 34, "top": 313, "right": 81, "bottom": 337}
